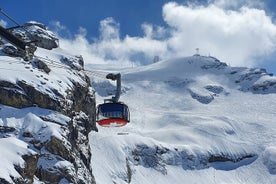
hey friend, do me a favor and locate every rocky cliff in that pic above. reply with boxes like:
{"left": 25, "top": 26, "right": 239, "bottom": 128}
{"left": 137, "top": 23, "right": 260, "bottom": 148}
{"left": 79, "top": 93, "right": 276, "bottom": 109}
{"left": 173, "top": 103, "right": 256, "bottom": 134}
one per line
{"left": 0, "top": 22, "right": 97, "bottom": 183}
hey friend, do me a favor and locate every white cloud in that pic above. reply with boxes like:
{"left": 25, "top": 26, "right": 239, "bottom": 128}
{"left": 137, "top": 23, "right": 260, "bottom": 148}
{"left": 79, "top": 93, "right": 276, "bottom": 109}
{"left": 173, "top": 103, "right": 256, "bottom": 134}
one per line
{"left": 59, "top": 17, "right": 167, "bottom": 65}
{"left": 210, "top": 0, "right": 265, "bottom": 9}
{"left": 163, "top": 2, "right": 276, "bottom": 66}
{"left": 99, "top": 17, "right": 120, "bottom": 41}
{"left": 0, "top": 19, "right": 7, "bottom": 27}
{"left": 58, "top": 2, "right": 276, "bottom": 68}
{"left": 49, "top": 21, "right": 74, "bottom": 39}
{"left": 50, "top": 21, "right": 66, "bottom": 31}
{"left": 141, "top": 23, "right": 168, "bottom": 39}
{"left": 141, "top": 23, "right": 154, "bottom": 38}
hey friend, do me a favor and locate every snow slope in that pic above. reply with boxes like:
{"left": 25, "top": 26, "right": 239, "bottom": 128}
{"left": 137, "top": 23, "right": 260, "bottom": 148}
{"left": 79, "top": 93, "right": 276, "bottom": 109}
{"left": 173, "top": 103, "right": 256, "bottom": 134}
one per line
{"left": 89, "top": 56, "right": 276, "bottom": 184}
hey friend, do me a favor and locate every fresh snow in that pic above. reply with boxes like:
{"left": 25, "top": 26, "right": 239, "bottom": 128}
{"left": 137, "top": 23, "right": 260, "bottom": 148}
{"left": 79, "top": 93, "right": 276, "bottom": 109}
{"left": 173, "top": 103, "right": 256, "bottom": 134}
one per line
{"left": 89, "top": 56, "right": 276, "bottom": 184}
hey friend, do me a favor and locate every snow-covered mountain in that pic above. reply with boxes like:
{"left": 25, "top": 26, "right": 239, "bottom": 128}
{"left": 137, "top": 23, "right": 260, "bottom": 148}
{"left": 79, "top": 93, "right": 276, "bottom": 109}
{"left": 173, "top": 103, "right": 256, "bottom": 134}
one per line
{"left": 0, "top": 21, "right": 276, "bottom": 184}
{"left": 89, "top": 55, "right": 276, "bottom": 184}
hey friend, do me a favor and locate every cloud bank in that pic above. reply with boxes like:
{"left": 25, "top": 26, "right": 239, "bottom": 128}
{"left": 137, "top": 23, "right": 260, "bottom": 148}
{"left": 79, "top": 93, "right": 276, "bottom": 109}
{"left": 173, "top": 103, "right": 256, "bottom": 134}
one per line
{"left": 163, "top": 2, "right": 276, "bottom": 66}
{"left": 58, "top": 1, "right": 276, "bottom": 67}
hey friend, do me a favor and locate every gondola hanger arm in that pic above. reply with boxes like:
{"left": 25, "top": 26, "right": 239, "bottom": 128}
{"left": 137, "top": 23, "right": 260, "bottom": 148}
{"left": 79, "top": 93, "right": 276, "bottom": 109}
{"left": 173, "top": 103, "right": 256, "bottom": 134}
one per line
{"left": 105, "top": 73, "right": 121, "bottom": 103}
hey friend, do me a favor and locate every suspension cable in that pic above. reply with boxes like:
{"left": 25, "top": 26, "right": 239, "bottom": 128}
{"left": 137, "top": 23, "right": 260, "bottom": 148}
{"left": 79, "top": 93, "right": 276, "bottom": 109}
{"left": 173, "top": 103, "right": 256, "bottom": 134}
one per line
{"left": 34, "top": 54, "right": 111, "bottom": 79}
{"left": 0, "top": 8, "right": 21, "bottom": 27}
{"left": 0, "top": 8, "right": 32, "bottom": 34}
{"left": 0, "top": 54, "right": 171, "bottom": 83}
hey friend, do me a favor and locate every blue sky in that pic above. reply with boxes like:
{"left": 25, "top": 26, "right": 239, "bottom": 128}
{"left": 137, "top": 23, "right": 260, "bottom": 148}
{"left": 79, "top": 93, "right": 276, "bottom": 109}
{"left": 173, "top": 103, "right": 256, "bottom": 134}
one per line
{"left": 1, "top": 0, "right": 276, "bottom": 74}
{"left": 2, "top": 0, "right": 179, "bottom": 38}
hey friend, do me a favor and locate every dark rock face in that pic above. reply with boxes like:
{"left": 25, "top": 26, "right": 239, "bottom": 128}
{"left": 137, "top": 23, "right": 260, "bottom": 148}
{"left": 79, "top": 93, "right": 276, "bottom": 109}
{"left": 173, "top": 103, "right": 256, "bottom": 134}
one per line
{"left": 68, "top": 113, "right": 95, "bottom": 183}
{"left": 251, "top": 80, "right": 276, "bottom": 93}
{"left": 188, "top": 88, "right": 214, "bottom": 104}
{"left": 204, "top": 85, "right": 224, "bottom": 94}
{"left": 0, "top": 82, "right": 32, "bottom": 108}
{"left": 0, "top": 179, "right": 10, "bottom": 184}
{"left": 0, "top": 79, "right": 64, "bottom": 109}
{"left": 17, "top": 80, "right": 63, "bottom": 110}
{"left": 0, "top": 126, "right": 16, "bottom": 135}
{"left": 69, "top": 80, "right": 97, "bottom": 132}
{"left": 45, "top": 136, "right": 72, "bottom": 161}
{"left": 33, "top": 59, "right": 51, "bottom": 74}
{"left": 20, "top": 154, "right": 39, "bottom": 183}
{"left": 61, "top": 56, "right": 84, "bottom": 71}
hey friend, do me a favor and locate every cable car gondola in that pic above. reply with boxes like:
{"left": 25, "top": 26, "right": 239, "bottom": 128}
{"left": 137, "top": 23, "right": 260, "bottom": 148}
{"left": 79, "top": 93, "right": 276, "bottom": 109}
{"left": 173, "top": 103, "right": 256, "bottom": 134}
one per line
{"left": 96, "top": 73, "right": 130, "bottom": 127}
{"left": 97, "top": 102, "right": 130, "bottom": 127}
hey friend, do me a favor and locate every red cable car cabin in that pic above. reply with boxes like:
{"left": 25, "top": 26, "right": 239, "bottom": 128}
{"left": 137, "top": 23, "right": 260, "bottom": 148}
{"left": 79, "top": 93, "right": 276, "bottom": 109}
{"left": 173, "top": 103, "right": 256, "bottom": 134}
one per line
{"left": 97, "top": 102, "right": 130, "bottom": 127}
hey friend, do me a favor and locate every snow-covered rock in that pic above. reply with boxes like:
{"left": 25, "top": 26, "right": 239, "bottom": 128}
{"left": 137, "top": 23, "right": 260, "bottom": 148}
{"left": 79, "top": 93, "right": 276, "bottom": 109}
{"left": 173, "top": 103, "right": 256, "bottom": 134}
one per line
{"left": 24, "top": 21, "right": 59, "bottom": 50}
{"left": 0, "top": 137, "right": 37, "bottom": 183}
{"left": 0, "top": 47, "right": 97, "bottom": 183}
